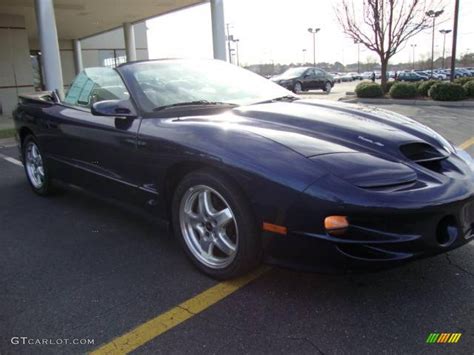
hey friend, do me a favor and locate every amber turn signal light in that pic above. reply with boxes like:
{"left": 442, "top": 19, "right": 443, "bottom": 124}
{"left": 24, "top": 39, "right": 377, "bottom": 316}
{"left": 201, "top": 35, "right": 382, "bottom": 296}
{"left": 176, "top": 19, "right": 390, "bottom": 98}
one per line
{"left": 262, "top": 222, "right": 287, "bottom": 235}
{"left": 324, "top": 216, "right": 349, "bottom": 231}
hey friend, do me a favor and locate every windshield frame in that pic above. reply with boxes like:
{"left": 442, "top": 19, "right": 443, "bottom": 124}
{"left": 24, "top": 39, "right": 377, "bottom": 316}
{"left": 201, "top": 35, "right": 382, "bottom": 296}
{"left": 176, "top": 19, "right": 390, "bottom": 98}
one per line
{"left": 117, "top": 59, "right": 293, "bottom": 115}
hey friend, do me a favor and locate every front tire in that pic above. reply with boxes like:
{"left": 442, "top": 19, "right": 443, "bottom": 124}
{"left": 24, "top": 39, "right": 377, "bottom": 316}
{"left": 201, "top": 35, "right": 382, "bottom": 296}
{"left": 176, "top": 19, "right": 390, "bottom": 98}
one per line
{"left": 293, "top": 81, "right": 302, "bottom": 94}
{"left": 22, "top": 135, "right": 55, "bottom": 196}
{"left": 172, "top": 169, "right": 261, "bottom": 279}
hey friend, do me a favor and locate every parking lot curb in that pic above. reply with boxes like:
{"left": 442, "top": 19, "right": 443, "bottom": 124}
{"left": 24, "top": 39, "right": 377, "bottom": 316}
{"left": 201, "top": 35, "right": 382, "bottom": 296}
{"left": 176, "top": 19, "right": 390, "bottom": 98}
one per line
{"left": 339, "top": 97, "right": 474, "bottom": 107}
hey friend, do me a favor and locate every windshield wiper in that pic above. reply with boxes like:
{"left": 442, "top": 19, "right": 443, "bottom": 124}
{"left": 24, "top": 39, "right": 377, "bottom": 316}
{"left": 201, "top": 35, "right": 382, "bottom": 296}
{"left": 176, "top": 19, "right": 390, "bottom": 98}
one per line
{"left": 153, "top": 100, "right": 237, "bottom": 111}
{"left": 252, "top": 95, "right": 300, "bottom": 105}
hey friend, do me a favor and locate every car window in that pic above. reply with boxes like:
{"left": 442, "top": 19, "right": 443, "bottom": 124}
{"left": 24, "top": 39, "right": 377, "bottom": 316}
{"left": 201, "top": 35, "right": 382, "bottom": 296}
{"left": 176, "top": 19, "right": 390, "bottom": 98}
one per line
{"left": 304, "top": 69, "right": 314, "bottom": 77}
{"left": 314, "top": 69, "right": 324, "bottom": 77}
{"left": 64, "top": 67, "right": 129, "bottom": 108}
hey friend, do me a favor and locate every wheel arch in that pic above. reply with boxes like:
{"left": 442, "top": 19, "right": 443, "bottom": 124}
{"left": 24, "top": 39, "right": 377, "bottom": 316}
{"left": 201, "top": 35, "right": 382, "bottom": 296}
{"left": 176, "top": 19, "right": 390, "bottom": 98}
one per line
{"left": 162, "top": 160, "right": 255, "bottom": 220}
{"left": 19, "top": 126, "right": 34, "bottom": 146}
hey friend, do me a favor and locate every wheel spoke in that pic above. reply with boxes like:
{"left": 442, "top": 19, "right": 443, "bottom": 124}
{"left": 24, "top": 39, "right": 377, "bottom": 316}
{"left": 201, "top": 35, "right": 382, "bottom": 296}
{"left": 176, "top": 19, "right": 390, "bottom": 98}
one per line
{"left": 32, "top": 145, "right": 39, "bottom": 159}
{"left": 214, "top": 208, "right": 233, "bottom": 228}
{"left": 37, "top": 166, "right": 45, "bottom": 178}
{"left": 214, "top": 231, "right": 236, "bottom": 256}
{"left": 198, "top": 235, "right": 213, "bottom": 255}
{"left": 198, "top": 190, "right": 214, "bottom": 217}
{"left": 184, "top": 209, "right": 202, "bottom": 226}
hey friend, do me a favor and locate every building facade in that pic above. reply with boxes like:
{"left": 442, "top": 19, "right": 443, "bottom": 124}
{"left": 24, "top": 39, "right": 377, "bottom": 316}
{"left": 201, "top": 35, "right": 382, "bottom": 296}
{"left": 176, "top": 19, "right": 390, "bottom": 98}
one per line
{"left": 0, "top": 15, "right": 148, "bottom": 120}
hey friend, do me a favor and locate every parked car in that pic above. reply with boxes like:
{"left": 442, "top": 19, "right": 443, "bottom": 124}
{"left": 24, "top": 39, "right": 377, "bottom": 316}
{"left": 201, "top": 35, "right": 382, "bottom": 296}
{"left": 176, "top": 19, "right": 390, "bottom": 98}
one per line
{"left": 331, "top": 73, "right": 342, "bottom": 83}
{"left": 13, "top": 59, "right": 474, "bottom": 279}
{"left": 340, "top": 73, "right": 354, "bottom": 82}
{"left": 271, "top": 66, "right": 334, "bottom": 93}
{"left": 433, "top": 70, "right": 448, "bottom": 80}
{"left": 416, "top": 70, "right": 446, "bottom": 80}
{"left": 397, "top": 71, "right": 428, "bottom": 81}
{"left": 444, "top": 69, "right": 469, "bottom": 78}
{"left": 348, "top": 72, "right": 362, "bottom": 80}
{"left": 361, "top": 71, "right": 373, "bottom": 80}
{"left": 457, "top": 68, "right": 472, "bottom": 77}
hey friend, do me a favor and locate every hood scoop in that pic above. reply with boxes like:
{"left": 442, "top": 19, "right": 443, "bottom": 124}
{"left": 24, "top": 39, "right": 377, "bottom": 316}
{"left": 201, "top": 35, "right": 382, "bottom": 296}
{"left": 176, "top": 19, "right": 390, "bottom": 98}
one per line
{"left": 400, "top": 142, "right": 449, "bottom": 163}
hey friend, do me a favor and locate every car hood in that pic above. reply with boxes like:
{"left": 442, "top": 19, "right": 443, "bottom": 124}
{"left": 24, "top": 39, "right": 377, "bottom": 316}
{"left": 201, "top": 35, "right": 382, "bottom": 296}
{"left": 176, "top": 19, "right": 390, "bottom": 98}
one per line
{"left": 271, "top": 76, "right": 297, "bottom": 82}
{"left": 171, "top": 99, "right": 458, "bottom": 188}
{"left": 231, "top": 99, "right": 453, "bottom": 160}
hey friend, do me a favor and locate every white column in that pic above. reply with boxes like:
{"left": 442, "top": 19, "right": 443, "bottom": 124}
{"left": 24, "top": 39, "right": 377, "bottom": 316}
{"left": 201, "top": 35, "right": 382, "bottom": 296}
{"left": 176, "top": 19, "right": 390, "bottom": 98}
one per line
{"left": 34, "top": 0, "right": 64, "bottom": 97}
{"left": 72, "top": 39, "right": 83, "bottom": 74}
{"left": 210, "top": 0, "right": 226, "bottom": 61}
{"left": 123, "top": 22, "right": 137, "bottom": 62}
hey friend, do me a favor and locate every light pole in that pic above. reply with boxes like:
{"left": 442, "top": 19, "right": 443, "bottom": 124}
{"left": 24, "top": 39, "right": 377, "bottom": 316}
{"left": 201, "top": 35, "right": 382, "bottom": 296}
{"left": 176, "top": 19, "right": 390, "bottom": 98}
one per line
{"left": 426, "top": 9, "right": 444, "bottom": 77}
{"left": 410, "top": 44, "right": 417, "bottom": 69}
{"left": 234, "top": 39, "right": 240, "bottom": 66}
{"left": 226, "top": 23, "right": 233, "bottom": 64}
{"left": 439, "top": 29, "right": 452, "bottom": 69}
{"left": 450, "top": 0, "right": 460, "bottom": 81}
{"left": 307, "top": 27, "right": 320, "bottom": 67}
{"left": 354, "top": 40, "right": 361, "bottom": 73}
{"left": 302, "top": 49, "right": 307, "bottom": 64}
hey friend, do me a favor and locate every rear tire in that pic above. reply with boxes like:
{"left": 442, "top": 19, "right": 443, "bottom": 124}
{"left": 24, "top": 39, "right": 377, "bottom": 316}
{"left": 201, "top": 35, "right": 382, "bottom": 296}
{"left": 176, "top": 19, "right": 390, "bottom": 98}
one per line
{"left": 22, "top": 135, "right": 54, "bottom": 196}
{"left": 172, "top": 169, "right": 261, "bottom": 279}
{"left": 323, "top": 81, "right": 332, "bottom": 94}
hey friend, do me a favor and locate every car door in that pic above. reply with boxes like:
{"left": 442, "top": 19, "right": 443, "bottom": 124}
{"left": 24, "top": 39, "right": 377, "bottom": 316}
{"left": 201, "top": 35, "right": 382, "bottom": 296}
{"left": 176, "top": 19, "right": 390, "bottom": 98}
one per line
{"left": 301, "top": 69, "right": 315, "bottom": 90}
{"left": 43, "top": 67, "right": 144, "bottom": 203}
{"left": 313, "top": 69, "right": 325, "bottom": 89}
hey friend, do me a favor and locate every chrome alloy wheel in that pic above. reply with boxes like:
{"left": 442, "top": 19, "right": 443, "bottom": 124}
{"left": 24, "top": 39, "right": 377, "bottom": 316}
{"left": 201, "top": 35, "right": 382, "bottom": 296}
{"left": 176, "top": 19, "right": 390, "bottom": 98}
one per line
{"left": 25, "top": 141, "right": 45, "bottom": 189}
{"left": 179, "top": 185, "right": 238, "bottom": 269}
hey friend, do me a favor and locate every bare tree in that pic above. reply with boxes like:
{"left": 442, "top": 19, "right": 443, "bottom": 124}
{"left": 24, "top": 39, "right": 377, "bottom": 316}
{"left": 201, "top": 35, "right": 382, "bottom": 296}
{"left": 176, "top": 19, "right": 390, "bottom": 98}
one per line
{"left": 336, "top": 0, "right": 441, "bottom": 90}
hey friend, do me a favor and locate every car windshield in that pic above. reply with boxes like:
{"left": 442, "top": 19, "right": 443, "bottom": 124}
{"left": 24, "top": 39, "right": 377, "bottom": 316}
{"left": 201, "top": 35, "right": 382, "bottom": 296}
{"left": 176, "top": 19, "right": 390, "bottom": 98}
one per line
{"left": 119, "top": 59, "right": 291, "bottom": 113}
{"left": 278, "top": 67, "right": 308, "bottom": 79}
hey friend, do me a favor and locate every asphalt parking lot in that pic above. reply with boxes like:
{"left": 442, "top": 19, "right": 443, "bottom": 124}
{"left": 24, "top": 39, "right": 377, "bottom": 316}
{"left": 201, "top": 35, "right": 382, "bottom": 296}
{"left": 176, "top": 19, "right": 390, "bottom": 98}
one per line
{"left": 1, "top": 104, "right": 473, "bottom": 354}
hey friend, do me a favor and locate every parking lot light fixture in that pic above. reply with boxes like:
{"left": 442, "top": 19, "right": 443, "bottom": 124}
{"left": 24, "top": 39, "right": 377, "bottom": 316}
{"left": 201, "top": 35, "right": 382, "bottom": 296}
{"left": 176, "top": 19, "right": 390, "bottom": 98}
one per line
{"left": 426, "top": 10, "right": 444, "bottom": 78}
{"left": 307, "top": 27, "right": 320, "bottom": 67}
{"left": 410, "top": 44, "right": 417, "bottom": 70}
{"left": 439, "top": 29, "right": 452, "bottom": 69}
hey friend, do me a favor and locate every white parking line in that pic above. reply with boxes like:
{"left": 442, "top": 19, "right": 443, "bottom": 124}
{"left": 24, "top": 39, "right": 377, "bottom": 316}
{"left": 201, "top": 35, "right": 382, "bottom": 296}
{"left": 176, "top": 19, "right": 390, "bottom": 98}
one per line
{"left": 0, "top": 152, "right": 23, "bottom": 167}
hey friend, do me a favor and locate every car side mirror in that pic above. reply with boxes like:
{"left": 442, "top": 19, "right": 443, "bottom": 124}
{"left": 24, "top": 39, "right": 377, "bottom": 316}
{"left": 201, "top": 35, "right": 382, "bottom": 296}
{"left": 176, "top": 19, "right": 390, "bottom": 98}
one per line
{"left": 91, "top": 99, "right": 137, "bottom": 118}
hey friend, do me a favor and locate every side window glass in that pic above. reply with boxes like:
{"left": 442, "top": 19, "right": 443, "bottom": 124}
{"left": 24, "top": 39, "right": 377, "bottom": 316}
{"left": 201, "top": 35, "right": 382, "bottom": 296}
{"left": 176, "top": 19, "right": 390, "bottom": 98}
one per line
{"left": 305, "top": 69, "right": 314, "bottom": 78}
{"left": 63, "top": 68, "right": 129, "bottom": 109}
{"left": 314, "top": 69, "right": 324, "bottom": 77}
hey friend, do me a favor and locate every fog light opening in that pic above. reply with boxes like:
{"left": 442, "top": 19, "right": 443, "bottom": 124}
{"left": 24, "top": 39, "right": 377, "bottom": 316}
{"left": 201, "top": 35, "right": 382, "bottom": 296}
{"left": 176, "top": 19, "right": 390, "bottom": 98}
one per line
{"left": 436, "top": 216, "right": 458, "bottom": 247}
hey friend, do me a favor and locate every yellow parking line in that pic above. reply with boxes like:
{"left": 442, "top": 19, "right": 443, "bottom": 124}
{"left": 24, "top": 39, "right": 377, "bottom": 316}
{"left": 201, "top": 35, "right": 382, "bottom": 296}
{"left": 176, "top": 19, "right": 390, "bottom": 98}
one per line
{"left": 90, "top": 266, "right": 271, "bottom": 355}
{"left": 459, "top": 137, "right": 474, "bottom": 150}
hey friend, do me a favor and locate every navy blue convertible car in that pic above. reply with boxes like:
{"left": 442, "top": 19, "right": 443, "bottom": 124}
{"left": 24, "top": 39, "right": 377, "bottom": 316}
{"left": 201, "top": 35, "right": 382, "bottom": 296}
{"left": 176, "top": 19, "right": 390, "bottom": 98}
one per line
{"left": 13, "top": 59, "right": 474, "bottom": 279}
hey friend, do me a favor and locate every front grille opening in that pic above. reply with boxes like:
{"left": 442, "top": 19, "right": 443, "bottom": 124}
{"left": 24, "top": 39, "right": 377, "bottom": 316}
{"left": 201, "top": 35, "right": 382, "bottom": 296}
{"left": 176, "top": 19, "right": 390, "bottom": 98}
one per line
{"left": 436, "top": 216, "right": 458, "bottom": 247}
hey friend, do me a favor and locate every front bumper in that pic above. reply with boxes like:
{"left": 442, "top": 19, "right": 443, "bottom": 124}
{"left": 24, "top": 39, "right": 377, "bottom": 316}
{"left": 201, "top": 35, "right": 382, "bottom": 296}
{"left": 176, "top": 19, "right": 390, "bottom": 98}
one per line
{"left": 263, "top": 197, "right": 474, "bottom": 271}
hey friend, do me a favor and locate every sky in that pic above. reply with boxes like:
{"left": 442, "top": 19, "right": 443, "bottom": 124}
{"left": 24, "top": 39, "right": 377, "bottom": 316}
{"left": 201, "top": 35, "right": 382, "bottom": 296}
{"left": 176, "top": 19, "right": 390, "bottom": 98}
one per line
{"left": 146, "top": 0, "right": 474, "bottom": 66}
